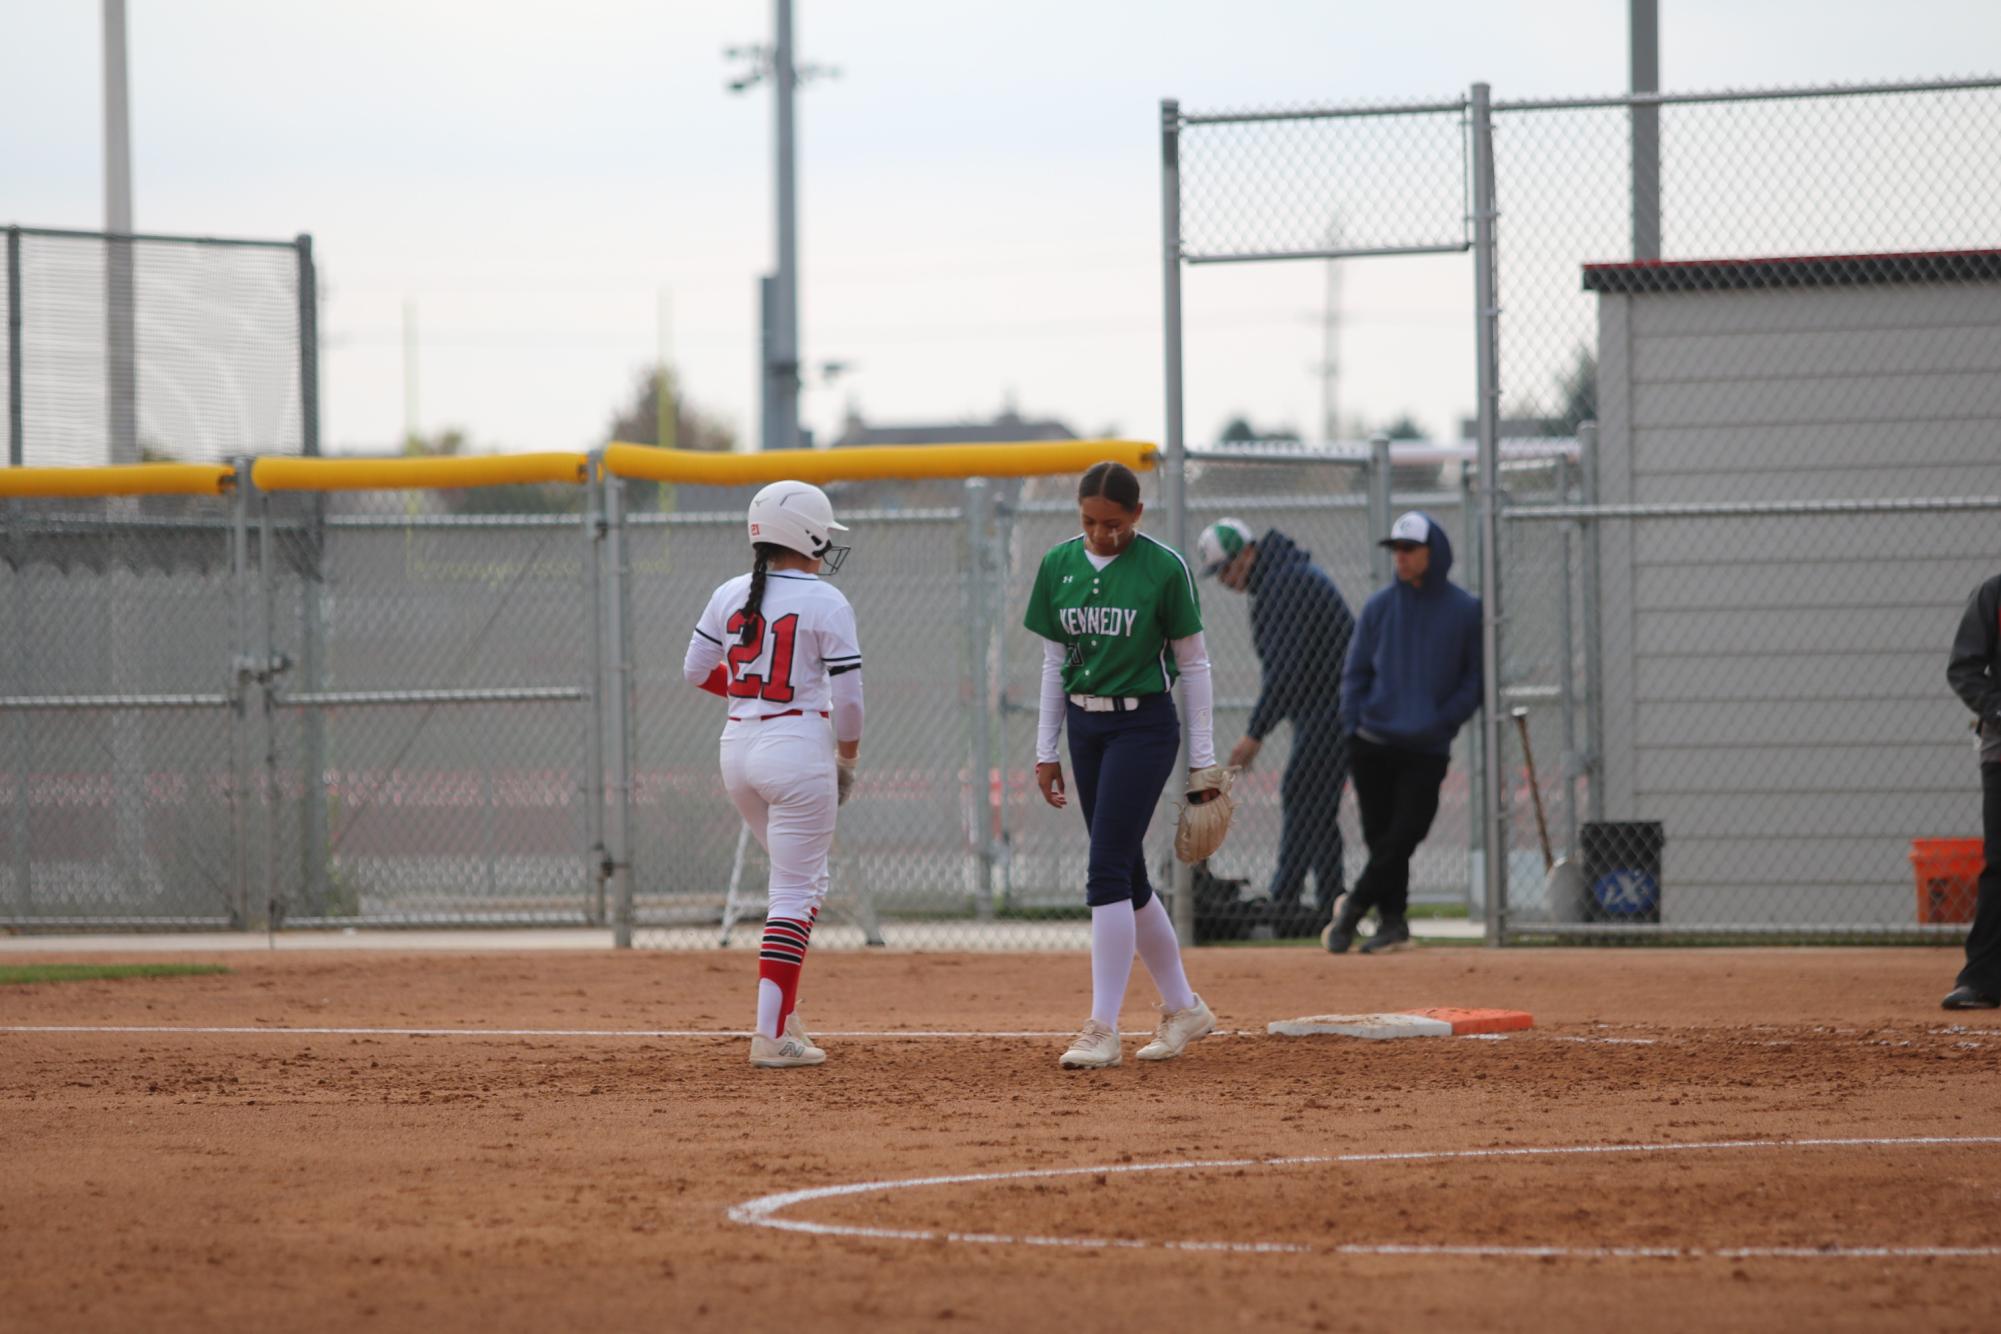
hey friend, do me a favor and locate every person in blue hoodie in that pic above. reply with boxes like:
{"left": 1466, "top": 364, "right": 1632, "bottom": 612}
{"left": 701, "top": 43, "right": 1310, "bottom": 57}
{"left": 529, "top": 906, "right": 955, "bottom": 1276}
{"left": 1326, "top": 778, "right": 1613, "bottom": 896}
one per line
{"left": 1196, "top": 519, "right": 1355, "bottom": 936}
{"left": 1324, "top": 509, "right": 1483, "bottom": 955}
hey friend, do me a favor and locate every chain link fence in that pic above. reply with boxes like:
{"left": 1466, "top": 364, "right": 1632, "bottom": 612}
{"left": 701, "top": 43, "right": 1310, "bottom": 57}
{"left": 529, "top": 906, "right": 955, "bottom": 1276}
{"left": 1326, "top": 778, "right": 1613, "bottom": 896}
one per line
{"left": 1, "top": 486, "right": 597, "bottom": 930}
{"left": 1496, "top": 84, "right": 2001, "bottom": 940}
{"left": 1168, "top": 75, "right": 2001, "bottom": 942}
{"left": 3, "top": 226, "right": 317, "bottom": 468}
{"left": 9, "top": 78, "right": 2001, "bottom": 948}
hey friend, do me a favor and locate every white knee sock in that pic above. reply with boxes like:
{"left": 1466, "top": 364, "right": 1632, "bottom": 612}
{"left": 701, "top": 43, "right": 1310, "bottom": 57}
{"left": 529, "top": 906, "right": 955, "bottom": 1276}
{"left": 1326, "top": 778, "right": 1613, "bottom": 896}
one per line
{"left": 1089, "top": 902, "right": 1138, "bottom": 1030}
{"left": 756, "top": 977, "right": 783, "bottom": 1039}
{"left": 1133, "top": 894, "right": 1197, "bottom": 1013}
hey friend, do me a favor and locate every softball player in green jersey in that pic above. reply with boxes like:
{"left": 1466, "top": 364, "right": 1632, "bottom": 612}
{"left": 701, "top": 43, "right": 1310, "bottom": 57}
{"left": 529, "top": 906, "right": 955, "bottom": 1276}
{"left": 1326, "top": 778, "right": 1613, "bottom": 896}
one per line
{"left": 1024, "top": 461, "right": 1219, "bottom": 1069}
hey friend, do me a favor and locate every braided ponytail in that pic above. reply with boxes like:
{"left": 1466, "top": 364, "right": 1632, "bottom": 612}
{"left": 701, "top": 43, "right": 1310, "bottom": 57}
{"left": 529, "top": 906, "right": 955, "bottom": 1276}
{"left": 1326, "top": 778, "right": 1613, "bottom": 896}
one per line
{"left": 738, "top": 544, "right": 775, "bottom": 644}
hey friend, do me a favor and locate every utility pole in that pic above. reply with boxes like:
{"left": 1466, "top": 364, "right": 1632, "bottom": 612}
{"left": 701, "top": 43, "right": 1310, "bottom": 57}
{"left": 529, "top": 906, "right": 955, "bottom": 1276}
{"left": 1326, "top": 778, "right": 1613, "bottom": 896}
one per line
{"left": 1316, "top": 215, "right": 1343, "bottom": 446}
{"left": 402, "top": 299, "right": 419, "bottom": 450}
{"left": 1318, "top": 258, "right": 1342, "bottom": 446}
{"left": 103, "top": 0, "right": 137, "bottom": 465}
{"left": 1630, "top": 0, "right": 1661, "bottom": 259}
{"left": 728, "top": 1, "right": 836, "bottom": 451}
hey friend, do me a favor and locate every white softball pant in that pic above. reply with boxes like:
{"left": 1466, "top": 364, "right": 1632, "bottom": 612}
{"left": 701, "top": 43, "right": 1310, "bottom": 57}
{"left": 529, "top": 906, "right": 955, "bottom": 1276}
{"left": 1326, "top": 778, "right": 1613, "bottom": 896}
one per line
{"left": 719, "top": 714, "right": 837, "bottom": 921}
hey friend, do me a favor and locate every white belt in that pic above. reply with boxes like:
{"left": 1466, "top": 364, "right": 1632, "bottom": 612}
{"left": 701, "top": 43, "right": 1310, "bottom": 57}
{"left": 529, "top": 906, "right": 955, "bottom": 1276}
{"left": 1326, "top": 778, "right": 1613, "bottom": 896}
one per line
{"left": 1069, "top": 694, "right": 1140, "bottom": 713}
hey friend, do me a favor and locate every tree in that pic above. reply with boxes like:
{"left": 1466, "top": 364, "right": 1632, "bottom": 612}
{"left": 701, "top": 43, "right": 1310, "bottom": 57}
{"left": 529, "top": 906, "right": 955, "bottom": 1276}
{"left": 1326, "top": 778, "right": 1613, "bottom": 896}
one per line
{"left": 1373, "top": 414, "right": 1442, "bottom": 493}
{"left": 1216, "top": 416, "right": 1302, "bottom": 445}
{"left": 1554, "top": 347, "right": 1596, "bottom": 436}
{"left": 604, "top": 367, "right": 739, "bottom": 512}
{"left": 606, "top": 366, "right": 736, "bottom": 453}
{"left": 1500, "top": 346, "right": 1597, "bottom": 438}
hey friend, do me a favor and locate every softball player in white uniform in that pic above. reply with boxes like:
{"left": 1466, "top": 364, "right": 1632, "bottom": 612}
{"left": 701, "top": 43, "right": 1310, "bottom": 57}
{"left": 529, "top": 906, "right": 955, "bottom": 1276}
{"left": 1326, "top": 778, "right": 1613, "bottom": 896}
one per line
{"left": 683, "top": 481, "right": 863, "bottom": 1069}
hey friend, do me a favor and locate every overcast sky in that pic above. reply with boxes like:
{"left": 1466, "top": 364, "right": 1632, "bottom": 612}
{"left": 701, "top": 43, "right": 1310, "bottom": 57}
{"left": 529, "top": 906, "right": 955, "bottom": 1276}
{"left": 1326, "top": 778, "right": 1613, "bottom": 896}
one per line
{"left": 5, "top": 1, "right": 1998, "bottom": 457}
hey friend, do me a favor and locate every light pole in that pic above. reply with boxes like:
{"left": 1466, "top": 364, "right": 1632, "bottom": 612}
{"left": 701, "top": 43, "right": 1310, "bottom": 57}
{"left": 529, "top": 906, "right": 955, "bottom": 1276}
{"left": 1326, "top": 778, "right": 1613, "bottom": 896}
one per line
{"left": 727, "top": 2, "right": 837, "bottom": 451}
{"left": 103, "top": 0, "right": 136, "bottom": 465}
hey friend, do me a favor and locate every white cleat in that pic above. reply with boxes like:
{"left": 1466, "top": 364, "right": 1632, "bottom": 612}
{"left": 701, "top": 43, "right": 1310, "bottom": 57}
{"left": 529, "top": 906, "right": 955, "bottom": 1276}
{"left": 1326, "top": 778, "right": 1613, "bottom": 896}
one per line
{"left": 1136, "top": 994, "right": 1216, "bottom": 1061}
{"left": 1059, "top": 1019, "right": 1122, "bottom": 1069}
{"left": 783, "top": 1012, "right": 826, "bottom": 1060}
{"left": 749, "top": 1018, "right": 826, "bottom": 1069}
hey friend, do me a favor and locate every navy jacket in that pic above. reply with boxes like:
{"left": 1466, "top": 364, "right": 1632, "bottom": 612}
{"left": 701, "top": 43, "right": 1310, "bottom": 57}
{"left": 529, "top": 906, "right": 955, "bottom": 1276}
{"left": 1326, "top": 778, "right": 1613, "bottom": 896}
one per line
{"left": 1245, "top": 530, "right": 1353, "bottom": 741}
{"left": 1340, "top": 512, "right": 1483, "bottom": 756}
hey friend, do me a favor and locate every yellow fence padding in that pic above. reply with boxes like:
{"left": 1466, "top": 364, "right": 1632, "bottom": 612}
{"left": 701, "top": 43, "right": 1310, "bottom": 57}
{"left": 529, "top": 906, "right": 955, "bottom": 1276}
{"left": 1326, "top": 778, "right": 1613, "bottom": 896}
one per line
{"left": 0, "top": 463, "right": 237, "bottom": 498}
{"left": 601, "top": 439, "right": 1158, "bottom": 486}
{"left": 8, "top": 440, "right": 1156, "bottom": 500}
{"left": 253, "top": 453, "right": 589, "bottom": 492}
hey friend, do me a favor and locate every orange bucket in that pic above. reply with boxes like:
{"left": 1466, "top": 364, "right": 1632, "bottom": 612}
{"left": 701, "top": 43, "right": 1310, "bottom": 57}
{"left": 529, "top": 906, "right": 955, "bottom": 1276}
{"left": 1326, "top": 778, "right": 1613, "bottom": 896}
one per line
{"left": 1910, "top": 837, "right": 1984, "bottom": 924}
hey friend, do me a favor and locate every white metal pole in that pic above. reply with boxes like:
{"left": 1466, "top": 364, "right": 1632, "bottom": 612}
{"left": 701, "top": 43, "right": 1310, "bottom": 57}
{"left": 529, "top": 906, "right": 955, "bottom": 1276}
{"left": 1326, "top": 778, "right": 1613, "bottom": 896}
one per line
{"left": 1368, "top": 432, "right": 1393, "bottom": 586}
{"left": 1470, "top": 83, "right": 1507, "bottom": 947}
{"left": 605, "top": 473, "right": 635, "bottom": 948}
{"left": 1630, "top": 0, "right": 1662, "bottom": 259}
{"left": 772, "top": 0, "right": 801, "bottom": 451}
{"left": 102, "top": 0, "right": 137, "bottom": 466}
{"left": 1160, "top": 99, "right": 1196, "bottom": 947}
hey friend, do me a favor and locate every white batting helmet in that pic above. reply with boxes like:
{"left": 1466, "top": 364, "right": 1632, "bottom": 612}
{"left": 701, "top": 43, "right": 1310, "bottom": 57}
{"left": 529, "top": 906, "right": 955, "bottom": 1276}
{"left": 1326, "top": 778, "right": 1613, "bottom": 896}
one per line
{"left": 746, "top": 480, "right": 851, "bottom": 574}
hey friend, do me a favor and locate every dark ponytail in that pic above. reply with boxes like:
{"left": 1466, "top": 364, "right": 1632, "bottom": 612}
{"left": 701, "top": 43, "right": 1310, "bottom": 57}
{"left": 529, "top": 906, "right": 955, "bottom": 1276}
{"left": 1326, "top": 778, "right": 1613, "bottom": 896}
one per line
{"left": 1077, "top": 460, "right": 1142, "bottom": 511}
{"left": 738, "top": 544, "right": 776, "bottom": 644}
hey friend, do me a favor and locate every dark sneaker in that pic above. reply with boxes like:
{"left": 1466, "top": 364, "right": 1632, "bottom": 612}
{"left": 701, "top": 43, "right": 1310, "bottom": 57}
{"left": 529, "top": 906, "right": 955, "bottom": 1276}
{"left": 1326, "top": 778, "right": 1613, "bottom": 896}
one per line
{"left": 1359, "top": 917, "right": 1415, "bottom": 954}
{"left": 1320, "top": 895, "right": 1362, "bottom": 954}
{"left": 1942, "top": 985, "right": 2000, "bottom": 1010}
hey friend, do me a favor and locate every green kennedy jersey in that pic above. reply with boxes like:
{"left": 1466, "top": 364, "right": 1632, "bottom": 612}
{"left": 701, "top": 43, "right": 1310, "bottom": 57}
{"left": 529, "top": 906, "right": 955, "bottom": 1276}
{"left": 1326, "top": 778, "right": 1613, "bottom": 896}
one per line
{"left": 1023, "top": 533, "right": 1205, "bottom": 697}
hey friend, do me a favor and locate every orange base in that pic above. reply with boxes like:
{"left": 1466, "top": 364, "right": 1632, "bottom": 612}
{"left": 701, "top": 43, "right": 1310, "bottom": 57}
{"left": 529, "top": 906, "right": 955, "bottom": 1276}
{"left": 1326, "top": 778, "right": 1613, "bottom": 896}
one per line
{"left": 1405, "top": 1007, "right": 1535, "bottom": 1035}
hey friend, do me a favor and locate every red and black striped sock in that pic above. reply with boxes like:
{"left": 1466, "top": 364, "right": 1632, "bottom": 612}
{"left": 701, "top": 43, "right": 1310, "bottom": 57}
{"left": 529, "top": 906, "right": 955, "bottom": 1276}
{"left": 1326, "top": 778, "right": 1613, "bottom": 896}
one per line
{"left": 757, "top": 912, "right": 816, "bottom": 1036}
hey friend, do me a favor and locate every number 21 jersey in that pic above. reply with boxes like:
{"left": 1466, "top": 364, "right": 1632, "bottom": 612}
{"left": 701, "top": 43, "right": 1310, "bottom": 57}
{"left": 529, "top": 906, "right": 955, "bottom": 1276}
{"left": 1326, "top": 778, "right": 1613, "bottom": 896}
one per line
{"left": 691, "top": 571, "right": 863, "bottom": 725}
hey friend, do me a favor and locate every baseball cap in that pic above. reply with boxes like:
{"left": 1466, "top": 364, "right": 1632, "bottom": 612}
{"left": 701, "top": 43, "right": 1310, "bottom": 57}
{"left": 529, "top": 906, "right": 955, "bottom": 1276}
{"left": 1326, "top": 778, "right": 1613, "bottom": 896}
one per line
{"left": 1195, "top": 518, "right": 1254, "bottom": 577}
{"left": 1378, "top": 511, "right": 1431, "bottom": 549}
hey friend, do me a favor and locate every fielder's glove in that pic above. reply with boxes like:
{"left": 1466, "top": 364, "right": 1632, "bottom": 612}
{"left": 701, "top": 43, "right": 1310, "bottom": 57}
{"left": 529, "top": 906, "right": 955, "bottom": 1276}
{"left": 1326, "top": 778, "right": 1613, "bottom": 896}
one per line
{"left": 1173, "top": 765, "right": 1236, "bottom": 864}
{"left": 836, "top": 758, "right": 857, "bottom": 806}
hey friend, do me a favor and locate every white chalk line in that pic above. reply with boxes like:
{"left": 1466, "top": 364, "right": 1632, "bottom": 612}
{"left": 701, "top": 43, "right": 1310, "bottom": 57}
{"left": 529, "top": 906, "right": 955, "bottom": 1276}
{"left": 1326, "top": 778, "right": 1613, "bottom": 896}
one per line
{"left": 2, "top": 1023, "right": 1194, "bottom": 1040}
{"left": 0, "top": 1023, "right": 1659, "bottom": 1045}
{"left": 728, "top": 1136, "right": 2001, "bottom": 1262}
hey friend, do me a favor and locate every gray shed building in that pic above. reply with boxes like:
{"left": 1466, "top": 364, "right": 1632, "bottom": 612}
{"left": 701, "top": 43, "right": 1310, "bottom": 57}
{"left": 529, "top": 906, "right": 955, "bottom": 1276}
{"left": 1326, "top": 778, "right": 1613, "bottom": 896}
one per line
{"left": 1583, "top": 249, "right": 2001, "bottom": 926}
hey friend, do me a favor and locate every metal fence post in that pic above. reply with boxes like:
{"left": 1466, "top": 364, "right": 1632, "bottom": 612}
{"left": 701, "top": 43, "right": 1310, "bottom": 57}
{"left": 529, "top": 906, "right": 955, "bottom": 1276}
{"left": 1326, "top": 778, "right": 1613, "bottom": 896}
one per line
{"left": 1470, "top": 82, "right": 1507, "bottom": 947}
{"left": 298, "top": 494, "right": 329, "bottom": 919}
{"left": 1460, "top": 461, "right": 1484, "bottom": 915}
{"left": 296, "top": 235, "right": 320, "bottom": 457}
{"left": 604, "top": 471, "right": 635, "bottom": 948}
{"left": 289, "top": 244, "right": 327, "bottom": 917}
{"left": 584, "top": 453, "right": 608, "bottom": 928}
{"left": 257, "top": 488, "right": 281, "bottom": 930}
{"left": 6, "top": 499, "right": 28, "bottom": 914}
{"left": 229, "top": 460, "right": 255, "bottom": 927}
{"left": 1577, "top": 421, "right": 1604, "bottom": 825}
{"left": 1556, "top": 455, "right": 1580, "bottom": 859}
{"left": 1161, "top": 97, "right": 1197, "bottom": 946}
{"left": 965, "top": 478, "right": 996, "bottom": 920}
{"left": 1368, "top": 431, "right": 1393, "bottom": 586}
{"left": 6, "top": 226, "right": 21, "bottom": 467}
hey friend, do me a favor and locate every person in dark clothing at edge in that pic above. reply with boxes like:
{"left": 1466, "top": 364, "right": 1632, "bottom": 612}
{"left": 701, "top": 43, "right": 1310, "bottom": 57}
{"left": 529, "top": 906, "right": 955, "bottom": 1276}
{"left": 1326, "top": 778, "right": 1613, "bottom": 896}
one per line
{"left": 1943, "top": 572, "right": 2001, "bottom": 1009}
{"left": 1323, "top": 509, "right": 1482, "bottom": 956}
{"left": 1195, "top": 519, "right": 1355, "bottom": 936}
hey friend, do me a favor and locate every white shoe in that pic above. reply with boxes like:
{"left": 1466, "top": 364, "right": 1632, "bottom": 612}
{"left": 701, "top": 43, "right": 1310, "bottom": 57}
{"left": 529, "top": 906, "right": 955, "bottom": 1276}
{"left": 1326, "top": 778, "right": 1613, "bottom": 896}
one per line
{"left": 1136, "top": 994, "right": 1216, "bottom": 1061}
{"left": 784, "top": 1013, "right": 826, "bottom": 1060}
{"left": 1059, "top": 1019, "right": 1122, "bottom": 1069}
{"left": 749, "top": 1021, "right": 826, "bottom": 1069}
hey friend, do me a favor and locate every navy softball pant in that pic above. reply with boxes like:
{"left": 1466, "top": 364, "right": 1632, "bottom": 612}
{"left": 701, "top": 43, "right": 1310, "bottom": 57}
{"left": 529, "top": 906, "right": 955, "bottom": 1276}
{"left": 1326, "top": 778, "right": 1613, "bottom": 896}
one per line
{"left": 1066, "top": 692, "right": 1181, "bottom": 909}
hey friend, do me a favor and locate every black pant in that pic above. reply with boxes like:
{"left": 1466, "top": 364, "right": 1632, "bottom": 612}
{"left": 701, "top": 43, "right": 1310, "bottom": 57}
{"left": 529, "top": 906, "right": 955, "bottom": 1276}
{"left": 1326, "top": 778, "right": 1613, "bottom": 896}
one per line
{"left": 1958, "top": 763, "right": 2001, "bottom": 994}
{"left": 1269, "top": 711, "right": 1347, "bottom": 914}
{"left": 1066, "top": 693, "right": 1180, "bottom": 910}
{"left": 1346, "top": 734, "right": 1450, "bottom": 923}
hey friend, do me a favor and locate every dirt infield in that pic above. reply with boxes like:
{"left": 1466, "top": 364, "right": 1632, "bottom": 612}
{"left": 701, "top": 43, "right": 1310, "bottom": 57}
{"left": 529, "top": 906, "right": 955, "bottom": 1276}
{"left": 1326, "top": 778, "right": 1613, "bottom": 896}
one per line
{"left": 3, "top": 946, "right": 1997, "bottom": 1333}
